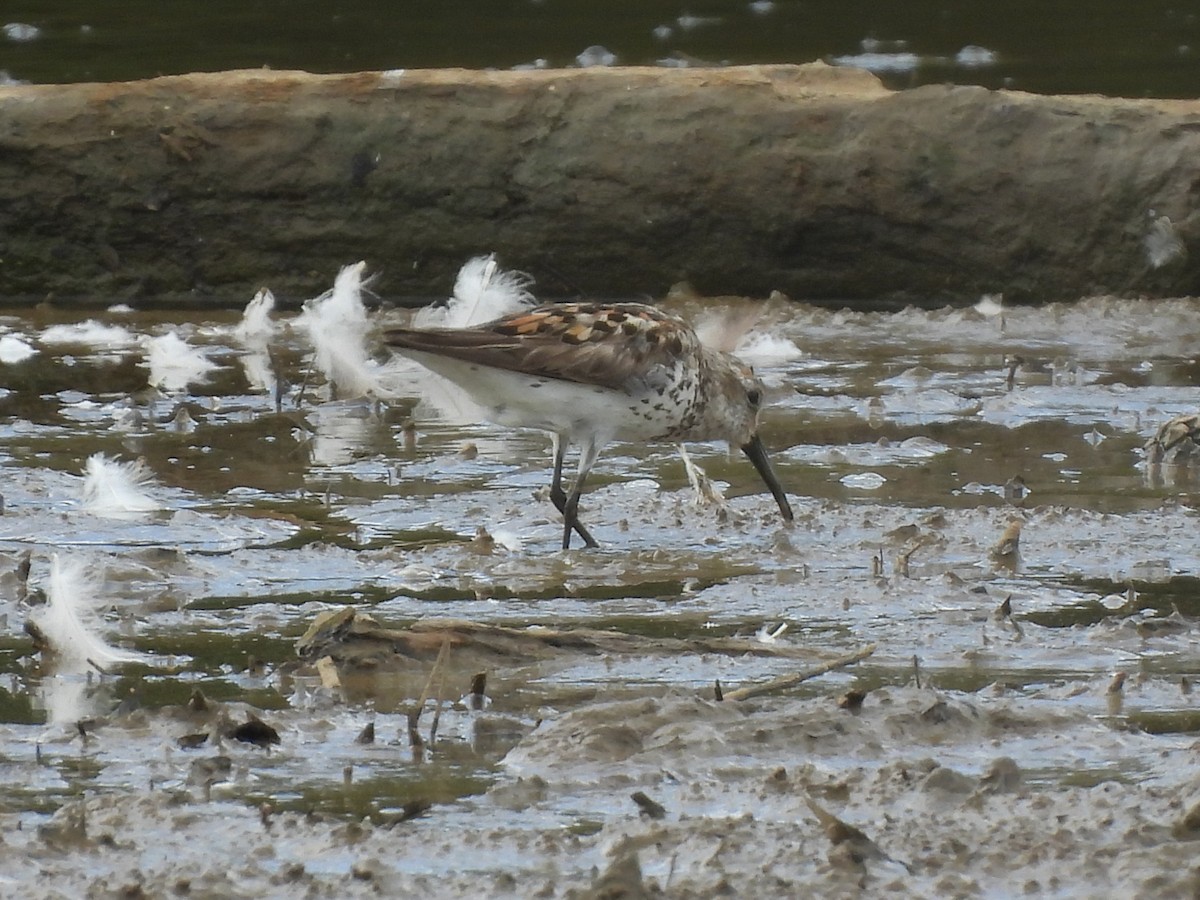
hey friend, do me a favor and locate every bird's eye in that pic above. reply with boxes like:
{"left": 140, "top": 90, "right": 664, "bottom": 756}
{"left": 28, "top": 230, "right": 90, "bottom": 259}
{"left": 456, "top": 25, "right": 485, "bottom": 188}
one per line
{"left": 746, "top": 388, "right": 762, "bottom": 407}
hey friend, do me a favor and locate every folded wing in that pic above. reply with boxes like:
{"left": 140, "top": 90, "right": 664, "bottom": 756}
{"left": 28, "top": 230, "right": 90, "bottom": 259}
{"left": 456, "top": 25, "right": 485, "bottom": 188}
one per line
{"left": 385, "top": 302, "right": 695, "bottom": 392}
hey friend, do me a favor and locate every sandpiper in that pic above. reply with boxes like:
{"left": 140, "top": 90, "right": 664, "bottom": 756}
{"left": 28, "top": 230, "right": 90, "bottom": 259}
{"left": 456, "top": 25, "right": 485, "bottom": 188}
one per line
{"left": 385, "top": 301, "right": 794, "bottom": 549}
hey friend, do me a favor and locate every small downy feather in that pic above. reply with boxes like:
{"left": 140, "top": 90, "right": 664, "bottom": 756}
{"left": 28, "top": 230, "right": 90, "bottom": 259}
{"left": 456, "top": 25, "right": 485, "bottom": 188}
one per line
{"left": 144, "top": 331, "right": 219, "bottom": 392}
{"left": 401, "top": 255, "right": 537, "bottom": 422}
{"left": 81, "top": 453, "right": 162, "bottom": 516}
{"left": 677, "top": 442, "right": 728, "bottom": 509}
{"left": 236, "top": 288, "right": 278, "bottom": 395}
{"left": 39, "top": 320, "right": 137, "bottom": 348}
{"left": 1145, "top": 215, "right": 1186, "bottom": 269}
{"left": 694, "top": 305, "right": 762, "bottom": 354}
{"left": 297, "top": 262, "right": 401, "bottom": 398}
{"left": 234, "top": 287, "right": 277, "bottom": 348}
{"left": 974, "top": 293, "right": 1004, "bottom": 317}
{"left": 32, "top": 554, "right": 147, "bottom": 669}
{"left": 413, "top": 254, "right": 535, "bottom": 329}
{"left": 734, "top": 331, "right": 804, "bottom": 364}
{"left": 0, "top": 334, "right": 37, "bottom": 363}
{"left": 694, "top": 305, "right": 801, "bottom": 363}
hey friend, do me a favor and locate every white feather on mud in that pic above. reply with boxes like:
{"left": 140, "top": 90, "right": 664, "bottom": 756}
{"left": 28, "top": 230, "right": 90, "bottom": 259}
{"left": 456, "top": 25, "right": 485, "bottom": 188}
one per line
{"left": 31, "top": 554, "right": 147, "bottom": 669}
{"left": 82, "top": 453, "right": 162, "bottom": 516}
{"left": 693, "top": 305, "right": 762, "bottom": 354}
{"left": 694, "top": 305, "right": 802, "bottom": 362}
{"left": 734, "top": 331, "right": 804, "bottom": 364}
{"left": 413, "top": 254, "right": 535, "bottom": 329}
{"left": 297, "top": 262, "right": 402, "bottom": 398}
{"left": 0, "top": 334, "right": 37, "bottom": 363}
{"left": 235, "top": 288, "right": 277, "bottom": 394}
{"left": 40, "top": 320, "right": 137, "bottom": 348}
{"left": 403, "top": 255, "right": 536, "bottom": 423}
{"left": 678, "top": 442, "right": 728, "bottom": 510}
{"left": 974, "top": 293, "right": 1005, "bottom": 317}
{"left": 143, "top": 331, "right": 218, "bottom": 392}
{"left": 32, "top": 554, "right": 149, "bottom": 725}
{"left": 234, "top": 288, "right": 277, "bottom": 347}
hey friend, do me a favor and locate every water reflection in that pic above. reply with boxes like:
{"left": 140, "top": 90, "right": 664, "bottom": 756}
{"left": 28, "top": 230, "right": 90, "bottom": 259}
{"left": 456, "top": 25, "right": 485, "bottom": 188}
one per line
{"left": 306, "top": 400, "right": 389, "bottom": 468}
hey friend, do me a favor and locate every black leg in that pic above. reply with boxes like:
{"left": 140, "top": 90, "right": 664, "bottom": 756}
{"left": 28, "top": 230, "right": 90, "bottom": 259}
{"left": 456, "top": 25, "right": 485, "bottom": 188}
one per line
{"left": 562, "top": 481, "right": 584, "bottom": 550}
{"left": 549, "top": 438, "right": 597, "bottom": 549}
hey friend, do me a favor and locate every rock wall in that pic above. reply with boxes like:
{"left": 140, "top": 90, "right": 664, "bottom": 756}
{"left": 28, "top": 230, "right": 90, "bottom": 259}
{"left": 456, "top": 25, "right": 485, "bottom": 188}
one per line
{"left": 2, "top": 63, "right": 1199, "bottom": 307}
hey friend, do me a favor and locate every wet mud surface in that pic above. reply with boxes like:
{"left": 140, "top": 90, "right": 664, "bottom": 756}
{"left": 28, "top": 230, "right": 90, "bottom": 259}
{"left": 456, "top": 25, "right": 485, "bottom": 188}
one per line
{"left": 1, "top": 288, "right": 1199, "bottom": 896}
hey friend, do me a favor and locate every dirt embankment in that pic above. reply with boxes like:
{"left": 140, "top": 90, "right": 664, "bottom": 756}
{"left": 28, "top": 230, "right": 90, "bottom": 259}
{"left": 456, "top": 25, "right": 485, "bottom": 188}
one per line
{"left": 2, "top": 63, "right": 1200, "bottom": 308}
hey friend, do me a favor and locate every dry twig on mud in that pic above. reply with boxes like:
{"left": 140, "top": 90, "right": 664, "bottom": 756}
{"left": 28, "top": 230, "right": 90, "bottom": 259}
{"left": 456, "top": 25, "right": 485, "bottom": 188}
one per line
{"left": 719, "top": 644, "right": 876, "bottom": 702}
{"left": 407, "top": 635, "right": 451, "bottom": 753}
{"left": 427, "top": 652, "right": 455, "bottom": 746}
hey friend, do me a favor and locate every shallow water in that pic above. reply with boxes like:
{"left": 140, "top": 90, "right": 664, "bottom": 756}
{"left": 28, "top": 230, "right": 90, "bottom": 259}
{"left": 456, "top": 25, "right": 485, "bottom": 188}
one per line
{"left": 1, "top": 290, "right": 1199, "bottom": 895}
{"left": 4, "top": 0, "right": 1200, "bottom": 97}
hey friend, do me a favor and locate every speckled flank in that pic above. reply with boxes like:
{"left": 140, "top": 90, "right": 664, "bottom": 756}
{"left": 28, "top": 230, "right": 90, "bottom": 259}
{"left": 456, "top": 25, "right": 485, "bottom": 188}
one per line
{"left": 384, "top": 300, "right": 793, "bottom": 546}
{"left": 386, "top": 302, "right": 763, "bottom": 442}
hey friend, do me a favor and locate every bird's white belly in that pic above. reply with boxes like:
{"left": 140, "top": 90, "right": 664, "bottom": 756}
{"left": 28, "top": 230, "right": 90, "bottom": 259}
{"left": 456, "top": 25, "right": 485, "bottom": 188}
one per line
{"left": 405, "top": 351, "right": 687, "bottom": 442}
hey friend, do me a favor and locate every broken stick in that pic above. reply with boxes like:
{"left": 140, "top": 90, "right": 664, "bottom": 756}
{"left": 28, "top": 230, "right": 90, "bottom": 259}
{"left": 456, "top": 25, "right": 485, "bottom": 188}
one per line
{"left": 407, "top": 635, "right": 452, "bottom": 754}
{"left": 719, "top": 644, "right": 876, "bottom": 702}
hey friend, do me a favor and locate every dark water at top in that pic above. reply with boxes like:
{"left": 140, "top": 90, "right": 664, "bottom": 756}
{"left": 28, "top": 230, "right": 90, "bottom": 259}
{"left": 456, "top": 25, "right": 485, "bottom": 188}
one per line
{"left": 3, "top": 0, "right": 1199, "bottom": 98}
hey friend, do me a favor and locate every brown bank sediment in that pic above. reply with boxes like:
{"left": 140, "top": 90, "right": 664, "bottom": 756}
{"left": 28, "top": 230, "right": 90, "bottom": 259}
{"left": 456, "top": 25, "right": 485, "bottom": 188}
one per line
{"left": 2, "top": 63, "right": 1200, "bottom": 307}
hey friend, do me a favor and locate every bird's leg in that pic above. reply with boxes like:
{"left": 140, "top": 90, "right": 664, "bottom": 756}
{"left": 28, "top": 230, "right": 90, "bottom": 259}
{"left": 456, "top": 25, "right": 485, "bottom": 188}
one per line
{"left": 549, "top": 435, "right": 569, "bottom": 511}
{"left": 562, "top": 485, "right": 583, "bottom": 550}
{"left": 561, "top": 475, "right": 595, "bottom": 551}
{"left": 562, "top": 439, "right": 602, "bottom": 550}
{"left": 550, "top": 436, "right": 598, "bottom": 549}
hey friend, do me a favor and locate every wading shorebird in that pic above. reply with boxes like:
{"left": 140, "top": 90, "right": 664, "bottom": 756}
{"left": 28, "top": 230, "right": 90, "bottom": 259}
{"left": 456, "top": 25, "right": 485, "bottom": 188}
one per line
{"left": 385, "top": 301, "right": 794, "bottom": 549}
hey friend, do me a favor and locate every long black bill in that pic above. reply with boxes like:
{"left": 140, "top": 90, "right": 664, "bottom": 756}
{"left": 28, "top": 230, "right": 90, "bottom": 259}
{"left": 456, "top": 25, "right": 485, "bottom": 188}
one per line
{"left": 741, "top": 434, "right": 794, "bottom": 522}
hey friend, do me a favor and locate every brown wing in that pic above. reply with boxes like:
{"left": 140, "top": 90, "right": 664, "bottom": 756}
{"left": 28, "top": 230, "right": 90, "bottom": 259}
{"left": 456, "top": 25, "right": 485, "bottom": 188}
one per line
{"left": 384, "top": 302, "right": 697, "bottom": 390}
